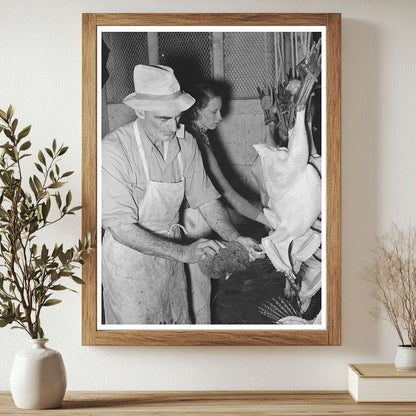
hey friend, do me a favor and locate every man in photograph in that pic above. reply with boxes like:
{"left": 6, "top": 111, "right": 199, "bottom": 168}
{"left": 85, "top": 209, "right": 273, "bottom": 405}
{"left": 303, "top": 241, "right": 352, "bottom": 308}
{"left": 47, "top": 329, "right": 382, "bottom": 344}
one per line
{"left": 101, "top": 64, "right": 261, "bottom": 325}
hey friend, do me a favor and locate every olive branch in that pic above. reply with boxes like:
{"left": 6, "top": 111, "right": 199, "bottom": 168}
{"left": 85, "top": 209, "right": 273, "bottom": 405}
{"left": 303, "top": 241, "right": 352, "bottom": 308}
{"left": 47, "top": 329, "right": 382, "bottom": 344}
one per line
{"left": 0, "top": 105, "right": 94, "bottom": 339}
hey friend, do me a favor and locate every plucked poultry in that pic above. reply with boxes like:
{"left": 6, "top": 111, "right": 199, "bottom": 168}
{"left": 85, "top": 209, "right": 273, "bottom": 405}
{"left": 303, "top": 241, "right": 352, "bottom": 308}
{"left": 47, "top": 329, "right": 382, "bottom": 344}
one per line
{"left": 253, "top": 107, "right": 321, "bottom": 300}
{"left": 253, "top": 35, "right": 323, "bottom": 314}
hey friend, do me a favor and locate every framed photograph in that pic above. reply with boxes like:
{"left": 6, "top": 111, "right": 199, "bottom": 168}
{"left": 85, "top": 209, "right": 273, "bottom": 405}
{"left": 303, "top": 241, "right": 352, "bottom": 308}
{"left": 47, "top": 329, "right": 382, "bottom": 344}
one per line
{"left": 82, "top": 13, "right": 341, "bottom": 346}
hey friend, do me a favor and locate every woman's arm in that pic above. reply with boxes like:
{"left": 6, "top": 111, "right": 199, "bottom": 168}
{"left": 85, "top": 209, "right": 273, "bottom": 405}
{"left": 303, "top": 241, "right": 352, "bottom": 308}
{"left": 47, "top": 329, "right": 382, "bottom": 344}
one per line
{"left": 202, "top": 144, "right": 271, "bottom": 227}
{"left": 223, "top": 187, "right": 271, "bottom": 228}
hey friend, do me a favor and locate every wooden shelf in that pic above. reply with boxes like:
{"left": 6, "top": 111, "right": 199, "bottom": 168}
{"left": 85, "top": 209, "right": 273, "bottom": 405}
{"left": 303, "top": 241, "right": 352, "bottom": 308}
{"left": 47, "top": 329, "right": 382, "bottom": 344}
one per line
{"left": 2, "top": 391, "right": 416, "bottom": 415}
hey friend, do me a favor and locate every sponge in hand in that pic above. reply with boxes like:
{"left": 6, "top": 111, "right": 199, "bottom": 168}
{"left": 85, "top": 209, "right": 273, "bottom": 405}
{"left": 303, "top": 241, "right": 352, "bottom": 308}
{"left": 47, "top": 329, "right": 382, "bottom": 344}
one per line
{"left": 198, "top": 241, "right": 250, "bottom": 280}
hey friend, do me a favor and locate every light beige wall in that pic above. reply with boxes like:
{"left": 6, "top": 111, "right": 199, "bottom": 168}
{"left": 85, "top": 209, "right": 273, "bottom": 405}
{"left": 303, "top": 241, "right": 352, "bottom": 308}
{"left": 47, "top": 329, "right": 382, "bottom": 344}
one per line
{"left": 1, "top": 0, "right": 416, "bottom": 391}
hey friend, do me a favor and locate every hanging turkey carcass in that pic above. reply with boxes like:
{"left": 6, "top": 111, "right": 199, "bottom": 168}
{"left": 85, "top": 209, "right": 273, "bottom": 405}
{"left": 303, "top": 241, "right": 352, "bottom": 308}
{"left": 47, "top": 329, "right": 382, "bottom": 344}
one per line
{"left": 253, "top": 107, "right": 321, "bottom": 300}
{"left": 253, "top": 37, "right": 322, "bottom": 314}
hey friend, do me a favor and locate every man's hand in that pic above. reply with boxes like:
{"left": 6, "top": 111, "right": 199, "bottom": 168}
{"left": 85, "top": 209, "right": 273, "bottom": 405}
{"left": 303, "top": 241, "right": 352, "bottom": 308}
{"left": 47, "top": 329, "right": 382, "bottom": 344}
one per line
{"left": 183, "top": 238, "right": 225, "bottom": 263}
{"left": 235, "top": 236, "right": 265, "bottom": 262}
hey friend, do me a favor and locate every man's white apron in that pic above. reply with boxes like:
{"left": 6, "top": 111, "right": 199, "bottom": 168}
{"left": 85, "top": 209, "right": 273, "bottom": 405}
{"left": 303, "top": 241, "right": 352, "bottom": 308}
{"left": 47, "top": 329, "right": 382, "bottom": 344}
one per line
{"left": 102, "top": 122, "right": 190, "bottom": 324}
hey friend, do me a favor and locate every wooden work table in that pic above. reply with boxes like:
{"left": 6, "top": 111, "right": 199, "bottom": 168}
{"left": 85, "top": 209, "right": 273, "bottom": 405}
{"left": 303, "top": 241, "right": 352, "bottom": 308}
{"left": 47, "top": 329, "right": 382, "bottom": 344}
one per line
{"left": 1, "top": 391, "right": 416, "bottom": 415}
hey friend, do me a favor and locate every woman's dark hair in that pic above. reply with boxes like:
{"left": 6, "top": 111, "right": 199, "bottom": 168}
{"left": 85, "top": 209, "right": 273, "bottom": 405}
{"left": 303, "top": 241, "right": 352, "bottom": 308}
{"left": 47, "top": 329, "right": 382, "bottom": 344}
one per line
{"left": 184, "top": 82, "right": 224, "bottom": 123}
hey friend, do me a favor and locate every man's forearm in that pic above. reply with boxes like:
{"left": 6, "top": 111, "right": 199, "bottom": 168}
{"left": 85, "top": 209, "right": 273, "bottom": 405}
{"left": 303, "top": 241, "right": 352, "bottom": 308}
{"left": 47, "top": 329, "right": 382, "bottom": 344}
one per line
{"left": 107, "top": 223, "right": 184, "bottom": 262}
{"left": 198, "top": 199, "right": 240, "bottom": 241}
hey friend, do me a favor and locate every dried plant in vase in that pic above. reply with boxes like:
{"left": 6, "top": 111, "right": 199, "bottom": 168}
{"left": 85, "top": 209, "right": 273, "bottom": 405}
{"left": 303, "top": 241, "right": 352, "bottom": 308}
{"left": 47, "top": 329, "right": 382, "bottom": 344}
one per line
{"left": 363, "top": 223, "right": 416, "bottom": 370}
{"left": 0, "top": 106, "right": 94, "bottom": 339}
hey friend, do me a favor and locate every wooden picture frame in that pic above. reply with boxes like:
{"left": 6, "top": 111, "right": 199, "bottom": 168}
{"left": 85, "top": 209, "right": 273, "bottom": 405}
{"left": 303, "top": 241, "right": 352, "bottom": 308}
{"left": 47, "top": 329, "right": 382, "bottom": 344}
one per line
{"left": 82, "top": 13, "right": 341, "bottom": 346}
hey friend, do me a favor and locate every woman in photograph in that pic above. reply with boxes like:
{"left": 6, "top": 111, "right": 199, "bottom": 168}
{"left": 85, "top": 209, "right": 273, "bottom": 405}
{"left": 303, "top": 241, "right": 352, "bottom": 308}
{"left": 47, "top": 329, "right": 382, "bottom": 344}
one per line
{"left": 182, "top": 82, "right": 271, "bottom": 324}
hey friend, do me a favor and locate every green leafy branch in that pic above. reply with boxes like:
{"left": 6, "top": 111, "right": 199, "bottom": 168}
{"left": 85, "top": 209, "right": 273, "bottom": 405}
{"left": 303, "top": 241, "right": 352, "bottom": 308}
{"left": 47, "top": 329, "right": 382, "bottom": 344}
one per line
{"left": 0, "top": 105, "right": 95, "bottom": 339}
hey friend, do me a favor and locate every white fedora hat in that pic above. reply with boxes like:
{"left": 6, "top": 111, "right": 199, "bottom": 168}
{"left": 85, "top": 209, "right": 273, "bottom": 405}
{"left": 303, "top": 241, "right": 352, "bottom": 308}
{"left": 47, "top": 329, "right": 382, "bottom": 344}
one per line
{"left": 123, "top": 65, "right": 195, "bottom": 112}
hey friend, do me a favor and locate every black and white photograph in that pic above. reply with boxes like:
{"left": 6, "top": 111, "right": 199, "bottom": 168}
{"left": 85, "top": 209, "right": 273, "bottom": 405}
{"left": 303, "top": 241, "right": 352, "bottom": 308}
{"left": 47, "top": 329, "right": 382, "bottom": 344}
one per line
{"left": 97, "top": 27, "right": 326, "bottom": 330}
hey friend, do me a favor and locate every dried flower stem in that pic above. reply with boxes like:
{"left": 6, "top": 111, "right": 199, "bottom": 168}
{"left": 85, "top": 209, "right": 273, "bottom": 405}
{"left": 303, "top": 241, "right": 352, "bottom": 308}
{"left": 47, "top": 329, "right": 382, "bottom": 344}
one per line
{"left": 363, "top": 223, "right": 416, "bottom": 346}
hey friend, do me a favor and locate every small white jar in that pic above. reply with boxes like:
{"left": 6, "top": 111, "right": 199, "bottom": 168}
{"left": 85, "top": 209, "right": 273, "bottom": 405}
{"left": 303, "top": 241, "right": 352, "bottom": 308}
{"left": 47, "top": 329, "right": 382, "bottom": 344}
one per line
{"left": 394, "top": 345, "right": 416, "bottom": 371}
{"left": 10, "top": 339, "right": 67, "bottom": 409}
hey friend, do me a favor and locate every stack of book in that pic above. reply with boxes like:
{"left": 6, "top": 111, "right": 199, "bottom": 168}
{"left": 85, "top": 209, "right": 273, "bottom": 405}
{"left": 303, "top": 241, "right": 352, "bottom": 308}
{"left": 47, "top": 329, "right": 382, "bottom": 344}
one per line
{"left": 348, "top": 364, "right": 416, "bottom": 402}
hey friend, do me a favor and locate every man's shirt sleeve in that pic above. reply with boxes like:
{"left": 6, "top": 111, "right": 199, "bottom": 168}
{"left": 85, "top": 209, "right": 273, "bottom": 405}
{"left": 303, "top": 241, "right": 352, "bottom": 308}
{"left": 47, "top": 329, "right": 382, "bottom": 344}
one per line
{"left": 101, "top": 136, "right": 139, "bottom": 229}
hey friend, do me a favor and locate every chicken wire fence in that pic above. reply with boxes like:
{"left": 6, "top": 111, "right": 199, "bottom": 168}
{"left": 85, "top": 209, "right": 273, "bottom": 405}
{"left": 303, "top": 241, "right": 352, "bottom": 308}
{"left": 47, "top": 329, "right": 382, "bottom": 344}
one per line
{"left": 158, "top": 32, "right": 213, "bottom": 93}
{"left": 223, "top": 32, "right": 277, "bottom": 99}
{"left": 103, "top": 32, "right": 314, "bottom": 103}
{"left": 103, "top": 32, "right": 149, "bottom": 104}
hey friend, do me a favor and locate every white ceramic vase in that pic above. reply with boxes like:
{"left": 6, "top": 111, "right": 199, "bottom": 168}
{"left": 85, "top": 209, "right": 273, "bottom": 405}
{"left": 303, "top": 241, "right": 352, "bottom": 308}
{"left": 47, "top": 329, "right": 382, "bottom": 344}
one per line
{"left": 394, "top": 345, "right": 416, "bottom": 371}
{"left": 10, "top": 338, "right": 67, "bottom": 409}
